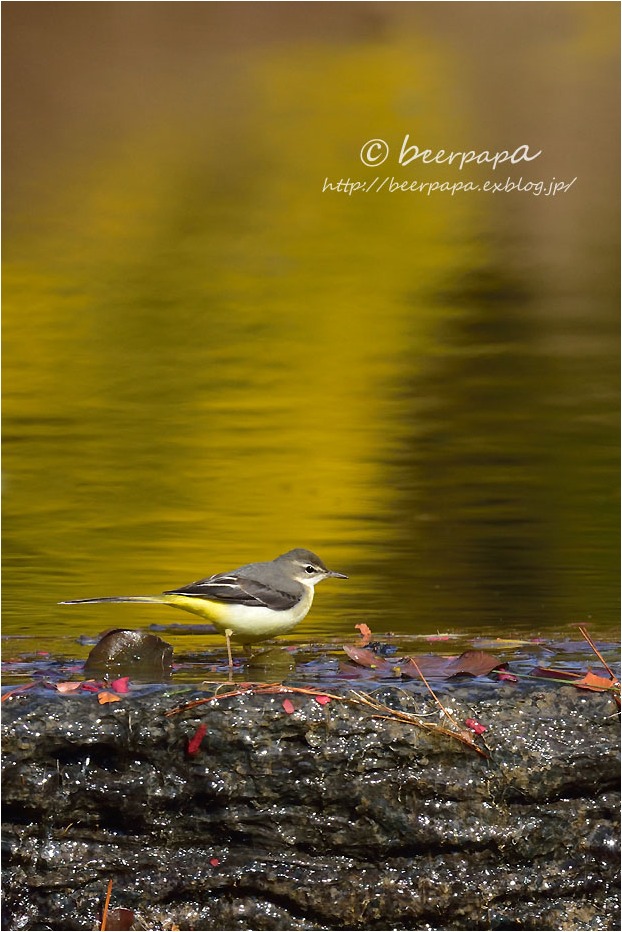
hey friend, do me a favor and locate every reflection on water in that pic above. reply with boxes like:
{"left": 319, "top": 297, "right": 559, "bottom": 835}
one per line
{"left": 3, "top": 4, "right": 619, "bottom": 648}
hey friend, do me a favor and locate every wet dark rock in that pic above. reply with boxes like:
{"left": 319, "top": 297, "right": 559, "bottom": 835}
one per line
{"left": 1, "top": 683, "right": 620, "bottom": 930}
{"left": 84, "top": 629, "right": 173, "bottom": 681}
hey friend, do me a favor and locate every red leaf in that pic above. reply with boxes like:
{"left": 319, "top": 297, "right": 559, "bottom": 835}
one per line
{"left": 209, "top": 857, "right": 220, "bottom": 867}
{"left": 80, "top": 681, "right": 102, "bottom": 693}
{"left": 282, "top": 699, "right": 295, "bottom": 714}
{"left": 187, "top": 723, "right": 207, "bottom": 756}
{"left": 355, "top": 623, "right": 372, "bottom": 646}
{"left": 110, "top": 676, "right": 131, "bottom": 694}
{"left": 496, "top": 669, "right": 518, "bottom": 682}
{"left": 465, "top": 718, "right": 487, "bottom": 735}
{"left": 531, "top": 666, "right": 582, "bottom": 681}
{"left": 314, "top": 695, "right": 331, "bottom": 705}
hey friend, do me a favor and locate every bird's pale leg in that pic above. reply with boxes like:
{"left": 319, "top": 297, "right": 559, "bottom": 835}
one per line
{"left": 224, "top": 628, "right": 234, "bottom": 681}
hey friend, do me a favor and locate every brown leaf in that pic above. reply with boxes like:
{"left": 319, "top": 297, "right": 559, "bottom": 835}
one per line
{"left": 401, "top": 650, "right": 504, "bottom": 680}
{"left": 342, "top": 645, "right": 393, "bottom": 671}
{"left": 446, "top": 650, "right": 505, "bottom": 677}
{"left": 104, "top": 908, "right": 135, "bottom": 931}
{"left": 400, "top": 656, "right": 457, "bottom": 679}
{"left": 355, "top": 623, "right": 372, "bottom": 646}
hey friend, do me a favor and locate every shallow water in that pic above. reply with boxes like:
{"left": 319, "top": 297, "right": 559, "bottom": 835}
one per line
{"left": 3, "top": 4, "right": 619, "bottom": 649}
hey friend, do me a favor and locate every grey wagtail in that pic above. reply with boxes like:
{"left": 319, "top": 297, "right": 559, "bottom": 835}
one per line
{"left": 61, "top": 548, "right": 347, "bottom": 670}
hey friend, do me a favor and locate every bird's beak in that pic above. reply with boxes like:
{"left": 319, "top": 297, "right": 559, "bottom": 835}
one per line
{"left": 327, "top": 570, "right": 348, "bottom": 579}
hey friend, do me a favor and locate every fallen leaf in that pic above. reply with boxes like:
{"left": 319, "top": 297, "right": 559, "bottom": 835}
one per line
{"left": 104, "top": 908, "right": 135, "bottom": 931}
{"left": 355, "top": 623, "right": 372, "bottom": 646}
{"left": 209, "top": 857, "right": 220, "bottom": 867}
{"left": 282, "top": 699, "right": 295, "bottom": 714}
{"left": 496, "top": 670, "right": 518, "bottom": 683}
{"left": 342, "top": 645, "right": 393, "bottom": 672}
{"left": 97, "top": 691, "right": 121, "bottom": 704}
{"left": 314, "top": 695, "right": 331, "bottom": 705}
{"left": 55, "top": 682, "right": 83, "bottom": 693}
{"left": 447, "top": 650, "right": 505, "bottom": 677}
{"left": 401, "top": 650, "right": 504, "bottom": 680}
{"left": 187, "top": 723, "right": 207, "bottom": 756}
{"left": 465, "top": 718, "right": 487, "bottom": 735}
{"left": 531, "top": 666, "right": 582, "bottom": 681}
{"left": 573, "top": 672, "right": 618, "bottom": 692}
{"left": 80, "top": 681, "right": 103, "bottom": 693}
{"left": 110, "top": 676, "right": 131, "bottom": 694}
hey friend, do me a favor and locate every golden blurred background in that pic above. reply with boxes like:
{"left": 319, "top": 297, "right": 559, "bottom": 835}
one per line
{"left": 3, "top": 2, "right": 619, "bottom": 651}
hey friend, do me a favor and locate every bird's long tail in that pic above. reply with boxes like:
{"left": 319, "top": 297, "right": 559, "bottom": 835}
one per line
{"left": 60, "top": 596, "right": 169, "bottom": 606}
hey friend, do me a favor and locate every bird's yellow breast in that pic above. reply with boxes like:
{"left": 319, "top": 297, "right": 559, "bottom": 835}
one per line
{"left": 162, "top": 587, "right": 314, "bottom": 644}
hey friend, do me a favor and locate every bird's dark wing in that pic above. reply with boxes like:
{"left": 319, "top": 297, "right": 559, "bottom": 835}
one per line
{"left": 163, "top": 574, "right": 299, "bottom": 611}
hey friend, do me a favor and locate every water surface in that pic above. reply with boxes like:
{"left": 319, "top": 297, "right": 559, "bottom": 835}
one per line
{"left": 3, "top": 4, "right": 619, "bottom": 653}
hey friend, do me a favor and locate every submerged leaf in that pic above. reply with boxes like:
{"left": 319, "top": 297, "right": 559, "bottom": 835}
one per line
{"left": 80, "top": 680, "right": 103, "bottom": 693}
{"left": 282, "top": 699, "right": 295, "bottom": 714}
{"left": 104, "top": 908, "right": 135, "bottom": 931}
{"left": 342, "top": 645, "right": 393, "bottom": 672}
{"left": 55, "top": 682, "right": 83, "bottom": 693}
{"left": 496, "top": 670, "right": 519, "bottom": 683}
{"left": 531, "top": 666, "right": 581, "bottom": 681}
{"left": 401, "top": 650, "right": 504, "bottom": 680}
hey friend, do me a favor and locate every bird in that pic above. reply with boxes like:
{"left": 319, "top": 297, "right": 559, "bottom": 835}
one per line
{"left": 61, "top": 548, "right": 347, "bottom": 671}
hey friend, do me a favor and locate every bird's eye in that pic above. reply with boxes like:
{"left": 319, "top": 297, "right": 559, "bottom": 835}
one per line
{"left": 305, "top": 565, "right": 316, "bottom": 574}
